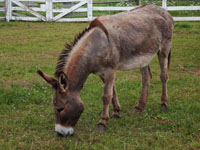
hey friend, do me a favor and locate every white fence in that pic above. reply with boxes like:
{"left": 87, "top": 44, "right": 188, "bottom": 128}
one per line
{"left": 162, "top": 0, "right": 200, "bottom": 21}
{"left": 3, "top": 0, "right": 92, "bottom": 22}
{"left": 1, "top": 0, "right": 200, "bottom": 22}
{"left": 0, "top": 0, "right": 5, "bottom": 20}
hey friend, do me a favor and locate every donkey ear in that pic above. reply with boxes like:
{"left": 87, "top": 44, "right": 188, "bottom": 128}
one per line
{"left": 58, "top": 72, "right": 68, "bottom": 91}
{"left": 37, "top": 70, "right": 58, "bottom": 89}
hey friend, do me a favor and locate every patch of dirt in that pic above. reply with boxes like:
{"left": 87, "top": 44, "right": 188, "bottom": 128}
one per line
{"left": 193, "top": 69, "right": 200, "bottom": 76}
{"left": 181, "top": 68, "right": 200, "bottom": 76}
{"left": 170, "top": 68, "right": 200, "bottom": 76}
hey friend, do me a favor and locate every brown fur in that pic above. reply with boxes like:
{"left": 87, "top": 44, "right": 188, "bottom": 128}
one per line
{"left": 89, "top": 18, "right": 109, "bottom": 40}
{"left": 130, "top": 4, "right": 147, "bottom": 11}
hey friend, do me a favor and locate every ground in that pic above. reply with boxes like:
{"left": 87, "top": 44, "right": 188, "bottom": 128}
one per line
{"left": 0, "top": 21, "right": 200, "bottom": 150}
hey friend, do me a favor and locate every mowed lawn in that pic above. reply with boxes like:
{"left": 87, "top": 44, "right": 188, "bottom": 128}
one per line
{"left": 0, "top": 21, "right": 199, "bottom": 150}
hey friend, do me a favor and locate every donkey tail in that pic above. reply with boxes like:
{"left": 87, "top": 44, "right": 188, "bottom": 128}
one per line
{"left": 148, "top": 65, "right": 152, "bottom": 79}
{"left": 168, "top": 50, "right": 171, "bottom": 70}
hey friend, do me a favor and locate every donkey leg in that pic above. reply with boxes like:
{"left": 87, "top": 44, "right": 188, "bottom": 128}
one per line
{"left": 100, "top": 77, "right": 120, "bottom": 119}
{"left": 134, "top": 66, "right": 151, "bottom": 112}
{"left": 158, "top": 50, "right": 170, "bottom": 110}
{"left": 111, "top": 85, "right": 120, "bottom": 119}
{"left": 97, "top": 70, "right": 116, "bottom": 131}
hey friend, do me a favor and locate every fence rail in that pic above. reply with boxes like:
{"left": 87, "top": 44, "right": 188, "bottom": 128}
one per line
{"left": 0, "top": 0, "right": 5, "bottom": 20}
{"left": 1, "top": 0, "right": 200, "bottom": 22}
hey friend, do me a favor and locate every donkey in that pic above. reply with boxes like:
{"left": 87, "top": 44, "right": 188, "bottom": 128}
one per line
{"left": 37, "top": 4, "right": 174, "bottom": 136}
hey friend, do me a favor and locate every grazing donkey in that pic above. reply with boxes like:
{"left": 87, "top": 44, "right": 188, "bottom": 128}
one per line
{"left": 37, "top": 4, "right": 174, "bottom": 136}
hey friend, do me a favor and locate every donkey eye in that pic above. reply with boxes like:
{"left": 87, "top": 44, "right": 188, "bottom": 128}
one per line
{"left": 57, "top": 108, "right": 64, "bottom": 112}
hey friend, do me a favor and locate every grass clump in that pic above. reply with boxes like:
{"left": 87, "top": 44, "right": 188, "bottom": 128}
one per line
{"left": 175, "top": 23, "right": 191, "bottom": 28}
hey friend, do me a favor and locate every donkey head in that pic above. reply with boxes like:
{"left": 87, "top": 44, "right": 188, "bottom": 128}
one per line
{"left": 37, "top": 70, "right": 84, "bottom": 136}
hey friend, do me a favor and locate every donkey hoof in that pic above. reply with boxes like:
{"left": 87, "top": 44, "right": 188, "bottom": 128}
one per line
{"left": 97, "top": 124, "right": 106, "bottom": 132}
{"left": 134, "top": 107, "right": 142, "bottom": 113}
{"left": 161, "top": 103, "right": 168, "bottom": 111}
{"left": 112, "top": 114, "right": 120, "bottom": 119}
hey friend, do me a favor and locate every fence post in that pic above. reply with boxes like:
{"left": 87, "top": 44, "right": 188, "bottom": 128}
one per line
{"left": 5, "top": 0, "right": 12, "bottom": 22}
{"left": 87, "top": 0, "right": 93, "bottom": 21}
{"left": 162, "top": 0, "right": 167, "bottom": 9}
{"left": 46, "top": 0, "right": 53, "bottom": 22}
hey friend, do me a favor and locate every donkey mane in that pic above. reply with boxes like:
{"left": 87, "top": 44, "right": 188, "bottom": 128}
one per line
{"left": 55, "top": 27, "right": 91, "bottom": 77}
{"left": 55, "top": 19, "right": 109, "bottom": 77}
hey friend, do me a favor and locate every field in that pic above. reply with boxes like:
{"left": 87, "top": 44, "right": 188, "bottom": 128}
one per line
{"left": 0, "top": 20, "right": 200, "bottom": 149}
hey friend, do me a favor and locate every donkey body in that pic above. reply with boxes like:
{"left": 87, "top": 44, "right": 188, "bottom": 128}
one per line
{"left": 38, "top": 4, "right": 174, "bottom": 136}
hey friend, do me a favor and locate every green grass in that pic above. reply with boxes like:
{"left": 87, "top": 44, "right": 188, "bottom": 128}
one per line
{"left": 0, "top": 21, "right": 200, "bottom": 149}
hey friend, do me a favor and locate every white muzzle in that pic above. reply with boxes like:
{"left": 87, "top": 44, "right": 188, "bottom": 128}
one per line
{"left": 55, "top": 124, "right": 74, "bottom": 136}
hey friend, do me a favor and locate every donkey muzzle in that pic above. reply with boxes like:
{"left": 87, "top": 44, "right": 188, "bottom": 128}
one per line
{"left": 55, "top": 124, "right": 74, "bottom": 136}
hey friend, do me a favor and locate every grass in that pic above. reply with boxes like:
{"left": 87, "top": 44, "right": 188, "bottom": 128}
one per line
{"left": 0, "top": 21, "right": 200, "bottom": 149}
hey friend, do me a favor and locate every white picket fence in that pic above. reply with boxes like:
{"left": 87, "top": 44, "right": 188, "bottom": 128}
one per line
{"left": 3, "top": 0, "right": 92, "bottom": 22}
{"left": 2, "top": 0, "right": 200, "bottom": 22}
{"left": 0, "top": 0, "right": 5, "bottom": 20}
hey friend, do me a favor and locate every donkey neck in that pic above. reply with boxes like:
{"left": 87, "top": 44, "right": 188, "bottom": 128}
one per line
{"left": 66, "top": 67, "right": 89, "bottom": 92}
{"left": 64, "top": 37, "right": 90, "bottom": 92}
